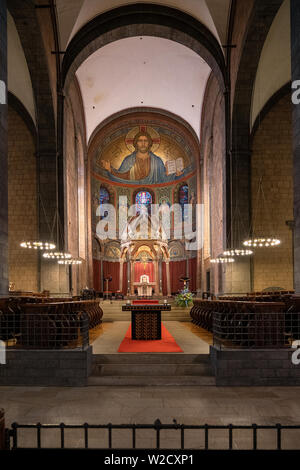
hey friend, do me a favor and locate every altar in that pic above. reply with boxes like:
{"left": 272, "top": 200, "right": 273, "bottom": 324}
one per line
{"left": 122, "top": 302, "right": 171, "bottom": 340}
{"left": 134, "top": 274, "right": 155, "bottom": 298}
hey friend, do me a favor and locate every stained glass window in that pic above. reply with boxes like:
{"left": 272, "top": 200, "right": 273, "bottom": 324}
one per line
{"left": 100, "top": 187, "right": 110, "bottom": 205}
{"left": 179, "top": 184, "right": 188, "bottom": 221}
{"left": 99, "top": 187, "right": 110, "bottom": 220}
{"left": 135, "top": 191, "right": 152, "bottom": 214}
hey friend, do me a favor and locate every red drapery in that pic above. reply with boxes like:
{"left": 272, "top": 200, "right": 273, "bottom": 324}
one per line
{"left": 123, "top": 261, "right": 127, "bottom": 294}
{"left": 134, "top": 262, "right": 154, "bottom": 282}
{"left": 189, "top": 257, "right": 197, "bottom": 292}
{"left": 103, "top": 261, "right": 120, "bottom": 292}
{"left": 93, "top": 259, "right": 101, "bottom": 291}
{"left": 170, "top": 260, "right": 186, "bottom": 294}
{"left": 162, "top": 262, "right": 167, "bottom": 296}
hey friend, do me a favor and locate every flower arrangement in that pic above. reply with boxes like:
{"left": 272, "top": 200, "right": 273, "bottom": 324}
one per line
{"left": 175, "top": 288, "right": 194, "bottom": 308}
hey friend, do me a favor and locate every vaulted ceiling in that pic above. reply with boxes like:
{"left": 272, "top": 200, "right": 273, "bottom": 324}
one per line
{"left": 76, "top": 36, "right": 211, "bottom": 141}
{"left": 56, "top": 0, "right": 231, "bottom": 49}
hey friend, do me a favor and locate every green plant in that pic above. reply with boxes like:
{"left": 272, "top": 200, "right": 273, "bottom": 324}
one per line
{"left": 175, "top": 289, "right": 194, "bottom": 307}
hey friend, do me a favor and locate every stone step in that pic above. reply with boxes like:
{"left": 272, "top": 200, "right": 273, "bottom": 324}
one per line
{"left": 102, "top": 314, "right": 191, "bottom": 319}
{"left": 88, "top": 375, "right": 216, "bottom": 386}
{"left": 92, "top": 363, "right": 213, "bottom": 376}
{"left": 92, "top": 353, "right": 209, "bottom": 364}
{"left": 103, "top": 318, "right": 191, "bottom": 322}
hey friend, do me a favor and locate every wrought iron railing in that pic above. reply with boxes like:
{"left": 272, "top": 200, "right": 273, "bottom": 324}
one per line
{"left": 0, "top": 300, "right": 103, "bottom": 349}
{"left": 213, "top": 310, "right": 300, "bottom": 349}
{"left": 4, "top": 420, "right": 300, "bottom": 450}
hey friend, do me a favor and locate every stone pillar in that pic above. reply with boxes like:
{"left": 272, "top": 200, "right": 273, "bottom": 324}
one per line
{"left": 0, "top": 3, "right": 7, "bottom": 296}
{"left": 186, "top": 256, "right": 189, "bottom": 291}
{"left": 197, "top": 249, "right": 202, "bottom": 295}
{"left": 166, "top": 260, "right": 171, "bottom": 297}
{"left": 119, "top": 260, "right": 124, "bottom": 292}
{"left": 291, "top": 0, "right": 300, "bottom": 293}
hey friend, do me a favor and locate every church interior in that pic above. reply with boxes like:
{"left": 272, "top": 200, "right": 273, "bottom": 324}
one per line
{"left": 1, "top": 0, "right": 300, "bottom": 452}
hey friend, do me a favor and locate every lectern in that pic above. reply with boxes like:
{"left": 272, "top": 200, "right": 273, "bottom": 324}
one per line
{"left": 122, "top": 302, "right": 171, "bottom": 340}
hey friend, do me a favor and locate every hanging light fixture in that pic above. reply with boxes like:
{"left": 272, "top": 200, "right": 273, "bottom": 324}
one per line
{"left": 243, "top": 238, "right": 280, "bottom": 248}
{"left": 20, "top": 241, "right": 56, "bottom": 250}
{"left": 210, "top": 257, "right": 235, "bottom": 264}
{"left": 43, "top": 251, "right": 72, "bottom": 260}
{"left": 222, "top": 248, "right": 253, "bottom": 257}
{"left": 242, "top": 176, "right": 281, "bottom": 248}
{"left": 58, "top": 258, "right": 82, "bottom": 265}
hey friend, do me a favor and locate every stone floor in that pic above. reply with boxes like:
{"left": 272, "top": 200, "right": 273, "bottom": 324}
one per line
{"left": 2, "top": 385, "right": 300, "bottom": 449}
{"left": 1, "top": 321, "right": 300, "bottom": 449}
{"left": 91, "top": 321, "right": 210, "bottom": 354}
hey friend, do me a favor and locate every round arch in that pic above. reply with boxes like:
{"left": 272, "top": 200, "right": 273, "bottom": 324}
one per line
{"left": 62, "top": 3, "right": 226, "bottom": 91}
{"left": 230, "top": 0, "right": 285, "bottom": 246}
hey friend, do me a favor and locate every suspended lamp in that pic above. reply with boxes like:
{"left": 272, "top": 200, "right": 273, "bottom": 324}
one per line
{"left": 222, "top": 248, "right": 253, "bottom": 257}
{"left": 20, "top": 241, "right": 56, "bottom": 250}
{"left": 43, "top": 252, "right": 72, "bottom": 260}
{"left": 241, "top": 166, "right": 281, "bottom": 248}
{"left": 210, "top": 257, "right": 235, "bottom": 264}
{"left": 243, "top": 238, "right": 280, "bottom": 248}
{"left": 58, "top": 258, "right": 82, "bottom": 265}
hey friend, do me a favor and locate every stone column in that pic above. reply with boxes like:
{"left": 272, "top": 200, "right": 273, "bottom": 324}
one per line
{"left": 197, "top": 249, "right": 202, "bottom": 296}
{"left": 119, "top": 260, "right": 124, "bottom": 292}
{"left": 291, "top": 0, "right": 300, "bottom": 293}
{"left": 166, "top": 260, "right": 171, "bottom": 297}
{"left": 0, "top": 3, "right": 7, "bottom": 296}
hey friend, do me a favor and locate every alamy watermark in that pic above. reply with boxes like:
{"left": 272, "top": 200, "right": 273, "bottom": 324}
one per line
{"left": 95, "top": 198, "right": 204, "bottom": 250}
{"left": 292, "top": 81, "right": 300, "bottom": 105}
{"left": 291, "top": 340, "right": 300, "bottom": 365}
{"left": 0, "top": 340, "right": 6, "bottom": 365}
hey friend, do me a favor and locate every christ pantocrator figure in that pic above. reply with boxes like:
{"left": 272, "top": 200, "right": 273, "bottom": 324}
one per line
{"left": 101, "top": 131, "right": 184, "bottom": 184}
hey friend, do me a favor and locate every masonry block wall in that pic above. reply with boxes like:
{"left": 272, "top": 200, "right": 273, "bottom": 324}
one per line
{"left": 251, "top": 94, "right": 293, "bottom": 291}
{"left": 0, "top": 0, "right": 8, "bottom": 296}
{"left": 8, "top": 106, "right": 38, "bottom": 291}
{"left": 200, "top": 74, "right": 226, "bottom": 294}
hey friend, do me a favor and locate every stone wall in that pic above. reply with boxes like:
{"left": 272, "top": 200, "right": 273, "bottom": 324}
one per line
{"left": 8, "top": 106, "right": 38, "bottom": 291}
{"left": 210, "top": 346, "right": 300, "bottom": 386}
{"left": 251, "top": 94, "right": 293, "bottom": 291}
{"left": 0, "top": 1, "right": 8, "bottom": 296}
{"left": 0, "top": 347, "right": 92, "bottom": 386}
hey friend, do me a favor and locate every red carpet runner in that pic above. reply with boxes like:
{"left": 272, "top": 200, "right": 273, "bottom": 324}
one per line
{"left": 118, "top": 323, "right": 183, "bottom": 353}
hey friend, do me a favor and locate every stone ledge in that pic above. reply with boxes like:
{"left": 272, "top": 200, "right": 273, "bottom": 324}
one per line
{"left": 210, "top": 346, "right": 300, "bottom": 386}
{"left": 0, "top": 346, "right": 92, "bottom": 386}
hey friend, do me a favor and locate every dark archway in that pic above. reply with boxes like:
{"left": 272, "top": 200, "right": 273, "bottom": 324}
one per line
{"left": 8, "top": 0, "right": 58, "bottom": 244}
{"left": 230, "top": 0, "right": 285, "bottom": 246}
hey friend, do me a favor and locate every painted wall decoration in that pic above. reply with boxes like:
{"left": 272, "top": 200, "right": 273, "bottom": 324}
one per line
{"left": 104, "top": 244, "right": 121, "bottom": 260}
{"left": 94, "top": 125, "right": 194, "bottom": 185}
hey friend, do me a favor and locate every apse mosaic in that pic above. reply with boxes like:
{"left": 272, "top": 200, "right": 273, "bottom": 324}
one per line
{"left": 94, "top": 125, "right": 195, "bottom": 185}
